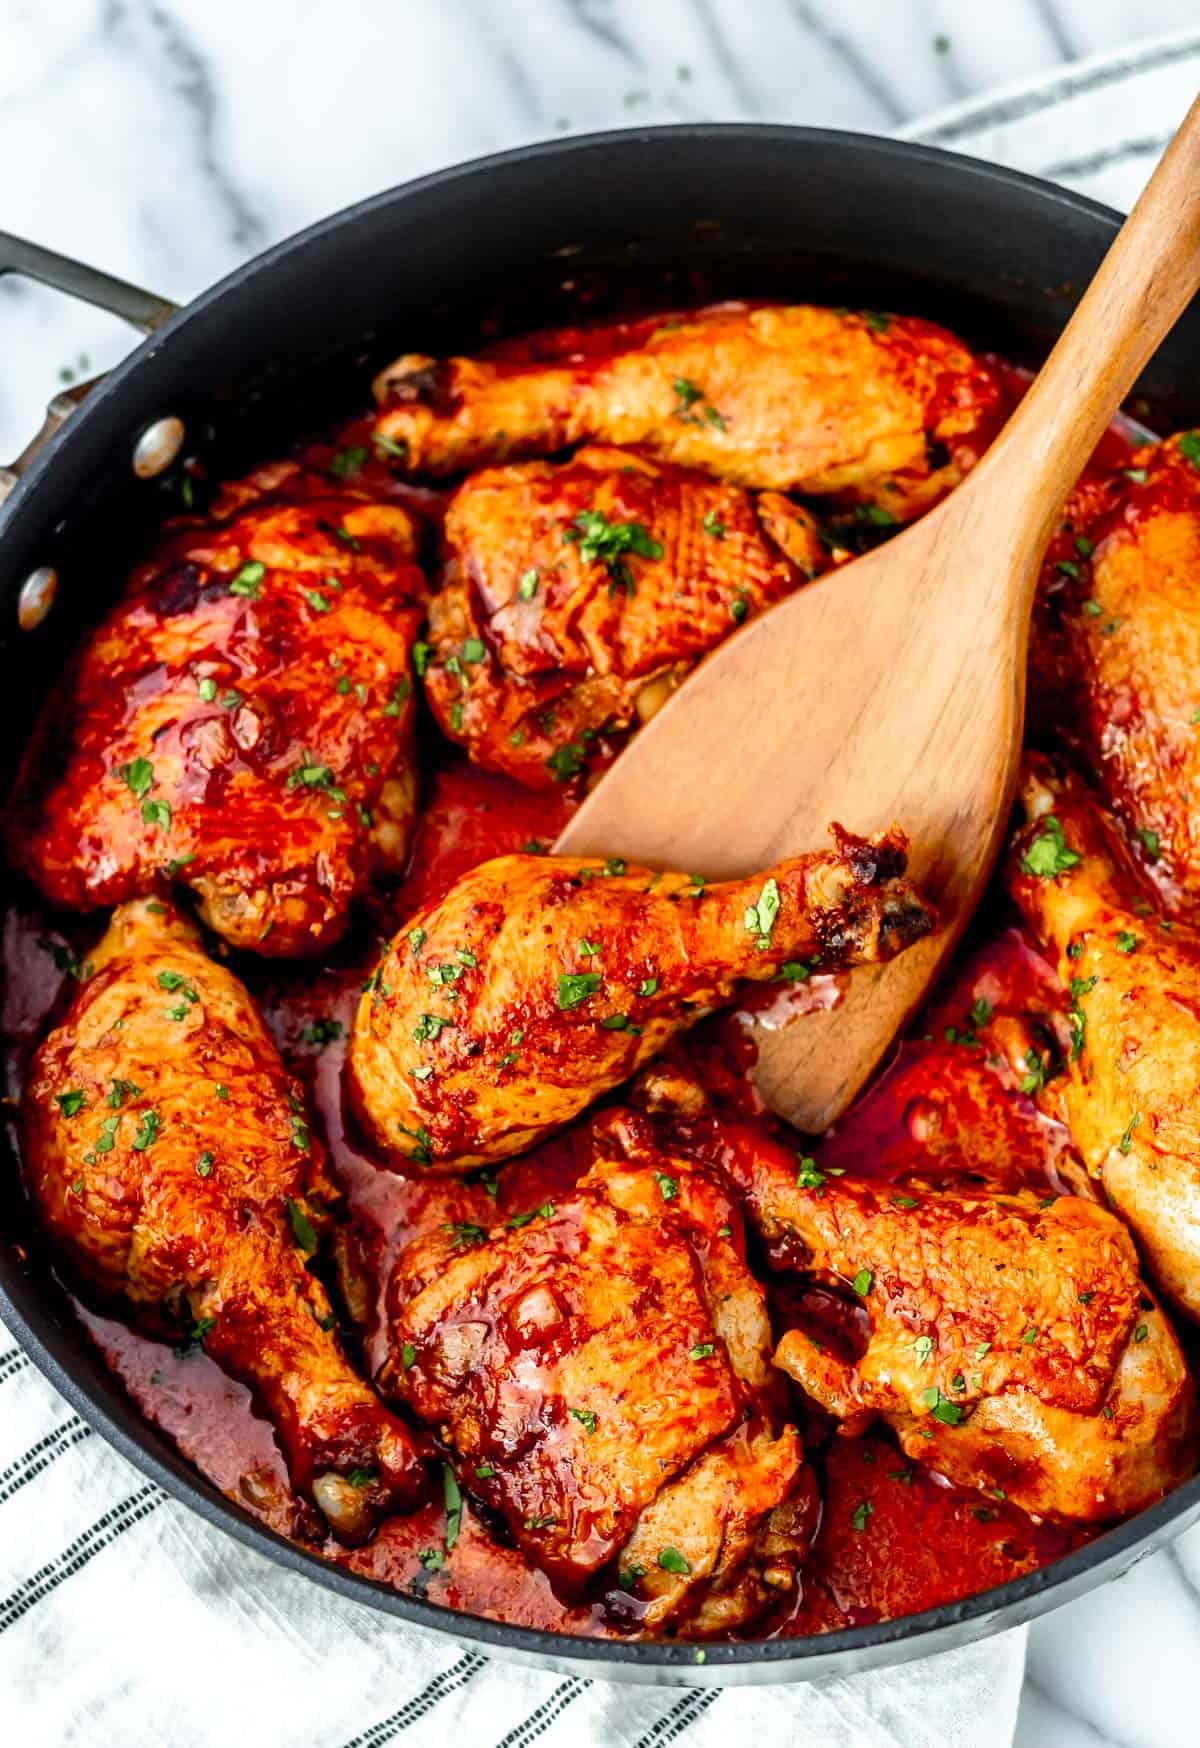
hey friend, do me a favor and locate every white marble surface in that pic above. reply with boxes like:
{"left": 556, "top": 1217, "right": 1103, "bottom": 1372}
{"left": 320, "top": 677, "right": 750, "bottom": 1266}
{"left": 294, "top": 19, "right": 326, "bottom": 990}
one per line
{"left": 3, "top": 3, "right": 1200, "bottom": 1743}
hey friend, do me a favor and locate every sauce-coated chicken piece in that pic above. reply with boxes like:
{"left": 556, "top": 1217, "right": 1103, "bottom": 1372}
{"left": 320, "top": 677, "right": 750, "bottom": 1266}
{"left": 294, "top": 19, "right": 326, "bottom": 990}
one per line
{"left": 1031, "top": 432, "right": 1200, "bottom": 906}
{"left": 424, "top": 446, "right": 831, "bottom": 787}
{"left": 722, "top": 1119, "right": 1197, "bottom": 1522}
{"left": 380, "top": 1109, "right": 811, "bottom": 1630}
{"left": 9, "top": 476, "right": 426, "bottom": 956}
{"left": 348, "top": 830, "right": 936, "bottom": 1172}
{"left": 372, "top": 304, "right": 1007, "bottom": 519}
{"left": 22, "top": 898, "right": 427, "bottom": 1541}
{"left": 1008, "top": 756, "right": 1200, "bottom": 1323}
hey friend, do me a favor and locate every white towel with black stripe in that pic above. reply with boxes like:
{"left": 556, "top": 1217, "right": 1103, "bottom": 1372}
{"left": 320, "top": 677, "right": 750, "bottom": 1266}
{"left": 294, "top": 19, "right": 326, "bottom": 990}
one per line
{"left": 5, "top": 28, "right": 1200, "bottom": 1748}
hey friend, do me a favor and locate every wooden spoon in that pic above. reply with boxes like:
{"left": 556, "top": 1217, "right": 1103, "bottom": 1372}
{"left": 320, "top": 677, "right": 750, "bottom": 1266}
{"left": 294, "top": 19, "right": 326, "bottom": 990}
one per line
{"left": 554, "top": 93, "right": 1200, "bottom": 1134}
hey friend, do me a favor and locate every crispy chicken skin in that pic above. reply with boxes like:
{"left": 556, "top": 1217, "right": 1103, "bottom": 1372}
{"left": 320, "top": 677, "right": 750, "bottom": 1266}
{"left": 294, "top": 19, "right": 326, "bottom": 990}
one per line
{"left": 1030, "top": 433, "right": 1200, "bottom": 905}
{"left": 1008, "top": 756, "right": 1200, "bottom": 1323}
{"left": 372, "top": 304, "right": 1007, "bottom": 518}
{"left": 380, "top": 1108, "right": 810, "bottom": 1630}
{"left": 21, "top": 898, "right": 426, "bottom": 1540}
{"left": 723, "top": 1122, "right": 1197, "bottom": 1522}
{"left": 9, "top": 480, "right": 426, "bottom": 956}
{"left": 348, "top": 829, "right": 936, "bottom": 1172}
{"left": 424, "top": 446, "right": 831, "bottom": 788}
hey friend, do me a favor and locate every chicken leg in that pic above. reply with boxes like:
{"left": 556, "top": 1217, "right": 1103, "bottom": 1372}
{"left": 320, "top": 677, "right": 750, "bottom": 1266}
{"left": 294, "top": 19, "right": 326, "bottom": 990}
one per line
{"left": 22, "top": 897, "right": 427, "bottom": 1541}
{"left": 347, "top": 828, "right": 936, "bottom": 1171}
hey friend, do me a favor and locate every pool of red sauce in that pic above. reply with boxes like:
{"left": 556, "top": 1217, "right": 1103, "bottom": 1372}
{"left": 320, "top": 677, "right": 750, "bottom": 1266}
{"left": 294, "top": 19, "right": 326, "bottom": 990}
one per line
{"left": 0, "top": 324, "right": 1148, "bottom": 1640}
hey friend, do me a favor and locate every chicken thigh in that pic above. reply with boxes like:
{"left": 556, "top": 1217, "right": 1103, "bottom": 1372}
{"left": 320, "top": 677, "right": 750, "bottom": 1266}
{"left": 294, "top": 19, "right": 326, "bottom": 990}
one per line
{"left": 380, "top": 1108, "right": 810, "bottom": 1630}
{"left": 723, "top": 1119, "right": 1196, "bottom": 1522}
{"left": 1031, "top": 431, "right": 1200, "bottom": 906}
{"left": 348, "top": 830, "right": 936, "bottom": 1171}
{"left": 371, "top": 304, "right": 1006, "bottom": 518}
{"left": 1008, "top": 755, "right": 1200, "bottom": 1323}
{"left": 9, "top": 471, "right": 426, "bottom": 956}
{"left": 423, "top": 446, "right": 831, "bottom": 787}
{"left": 22, "top": 897, "right": 426, "bottom": 1540}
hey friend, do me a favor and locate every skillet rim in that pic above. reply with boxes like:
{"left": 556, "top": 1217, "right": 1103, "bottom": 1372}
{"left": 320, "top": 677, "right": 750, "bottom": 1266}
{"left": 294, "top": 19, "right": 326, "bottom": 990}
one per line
{"left": 3, "top": 120, "right": 1200, "bottom": 1684}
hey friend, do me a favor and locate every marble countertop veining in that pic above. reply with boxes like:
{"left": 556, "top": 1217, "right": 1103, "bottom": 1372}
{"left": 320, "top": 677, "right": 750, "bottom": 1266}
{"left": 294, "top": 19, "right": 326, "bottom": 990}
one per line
{"left": 4, "top": 4, "right": 1200, "bottom": 1745}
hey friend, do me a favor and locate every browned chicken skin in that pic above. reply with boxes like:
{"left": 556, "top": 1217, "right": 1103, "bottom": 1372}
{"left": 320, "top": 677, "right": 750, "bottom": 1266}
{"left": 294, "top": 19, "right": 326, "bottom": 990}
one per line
{"left": 347, "top": 829, "right": 936, "bottom": 1172}
{"left": 9, "top": 470, "right": 426, "bottom": 956}
{"left": 1031, "top": 432, "right": 1200, "bottom": 907}
{"left": 1008, "top": 756, "right": 1200, "bottom": 1325}
{"left": 21, "top": 898, "right": 427, "bottom": 1540}
{"left": 721, "top": 1119, "right": 1197, "bottom": 1522}
{"left": 372, "top": 304, "right": 1007, "bottom": 518}
{"left": 424, "top": 446, "right": 831, "bottom": 787}
{"left": 381, "top": 1107, "right": 810, "bottom": 1630}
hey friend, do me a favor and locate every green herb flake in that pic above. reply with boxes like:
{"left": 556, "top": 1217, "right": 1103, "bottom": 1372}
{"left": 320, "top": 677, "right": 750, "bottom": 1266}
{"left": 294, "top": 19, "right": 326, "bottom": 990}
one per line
{"left": 117, "top": 757, "right": 154, "bottom": 799}
{"left": 196, "top": 1151, "right": 215, "bottom": 1178}
{"left": 517, "top": 568, "right": 539, "bottom": 600}
{"left": 703, "top": 510, "right": 726, "bottom": 540}
{"left": 795, "top": 1157, "right": 824, "bottom": 1191}
{"left": 1119, "top": 1111, "right": 1142, "bottom": 1155}
{"left": 285, "top": 1197, "right": 318, "bottom": 1253}
{"left": 654, "top": 1172, "right": 678, "bottom": 1202}
{"left": 443, "top": 1463, "right": 463, "bottom": 1552}
{"left": 131, "top": 1110, "right": 160, "bottom": 1152}
{"left": 56, "top": 1089, "right": 87, "bottom": 1117}
{"left": 852, "top": 1267, "right": 873, "bottom": 1297}
{"left": 1020, "top": 815, "right": 1080, "bottom": 879}
{"left": 228, "top": 560, "right": 265, "bottom": 598}
{"left": 851, "top": 1501, "right": 875, "bottom": 1532}
{"left": 1116, "top": 930, "right": 1139, "bottom": 954}
{"left": 568, "top": 1406, "right": 598, "bottom": 1433}
{"left": 557, "top": 970, "right": 601, "bottom": 1010}
{"left": 656, "top": 1546, "right": 690, "bottom": 1575}
{"left": 329, "top": 445, "right": 368, "bottom": 479}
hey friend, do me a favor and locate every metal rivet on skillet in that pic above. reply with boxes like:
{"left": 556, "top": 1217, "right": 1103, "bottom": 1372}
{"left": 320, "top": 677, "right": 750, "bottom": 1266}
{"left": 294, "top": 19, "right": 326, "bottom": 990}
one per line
{"left": 17, "top": 566, "right": 58, "bottom": 631}
{"left": 132, "top": 416, "right": 185, "bottom": 480}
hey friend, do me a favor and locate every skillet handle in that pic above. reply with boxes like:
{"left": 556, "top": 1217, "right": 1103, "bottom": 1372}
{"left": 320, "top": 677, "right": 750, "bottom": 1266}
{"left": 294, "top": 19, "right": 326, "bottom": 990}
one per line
{"left": 0, "top": 231, "right": 178, "bottom": 333}
{"left": 0, "top": 231, "right": 180, "bottom": 505}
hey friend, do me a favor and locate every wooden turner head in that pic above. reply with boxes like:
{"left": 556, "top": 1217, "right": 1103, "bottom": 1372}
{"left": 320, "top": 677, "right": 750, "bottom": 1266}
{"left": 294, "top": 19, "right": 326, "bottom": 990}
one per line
{"left": 555, "top": 93, "right": 1200, "bottom": 1133}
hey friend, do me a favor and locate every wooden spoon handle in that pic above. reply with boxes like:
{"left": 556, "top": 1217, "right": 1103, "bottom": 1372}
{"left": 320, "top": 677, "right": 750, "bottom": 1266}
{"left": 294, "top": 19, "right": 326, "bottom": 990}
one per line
{"left": 984, "top": 91, "right": 1200, "bottom": 559}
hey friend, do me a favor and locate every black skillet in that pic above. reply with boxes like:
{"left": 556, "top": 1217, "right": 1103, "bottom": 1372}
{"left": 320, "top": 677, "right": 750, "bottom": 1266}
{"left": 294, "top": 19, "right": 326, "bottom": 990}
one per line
{"left": 3, "top": 126, "right": 1199, "bottom": 1687}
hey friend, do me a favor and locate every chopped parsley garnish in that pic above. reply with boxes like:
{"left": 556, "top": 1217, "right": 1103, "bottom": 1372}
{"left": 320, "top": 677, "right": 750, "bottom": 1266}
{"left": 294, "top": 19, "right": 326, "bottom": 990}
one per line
{"left": 862, "top": 309, "right": 890, "bottom": 333}
{"left": 638, "top": 977, "right": 659, "bottom": 997}
{"left": 1119, "top": 1111, "right": 1142, "bottom": 1155}
{"left": 290, "top": 1116, "right": 310, "bottom": 1151}
{"left": 1116, "top": 931, "right": 1138, "bottom": 954}
{"left": 443, "top": 1463, "right": 463, "bottom": 1551}
{"left": 304, "top": 589, "right": 332, "bottom": 614}
{"left": 557, "top": 971, "right": 601, "bottom": 1010}
{"left": 401, "top": 1342, "right": 416, "bottom": 1371}
{"left": 412, "top": 1013, "right": 455, "bottom": 1043}
{"left": 852, "top": 1268, "right": 873, "bottom": 1296}
{"left": 1138, "top": 827, "right": 1160, "bottom": 862}
{"left": 795, "top": 1157, "right": 824, "bottom": 1191}
{"left": 654, "top": 1172, "right": 678, "bottom": 1202}
{"left": 286, "top": 760, "right": 345, "bottom": 800}
{"left": 1068, "top": 974, "right": 1097, "bottom": 1062}
{"left": 702, "top": 510, "right": 726, "bottom": 540}
{"left": 198, "top": 677, "right": 217, "bottom": 702}
{"left": 689, "top": 1342, "right": 715, "bottom": 1360}
{"left": 398, "top": 1123, "right": 433, "bottom": 1165}
{"left": 461, "top": 637, "right": 486, "bottom": 664}
{"left": 286, "top": 1198, "right": 318, "bottom": 1254}
{"left": 921, "top": 1388, "right": 964, "bottom": 1425}
{"left": 141, "top": 798, "right": 171, "bottom": 832}
{"left": 673, "top": 377, "right": 703, "bottom": 412}
{"left": 408, "top": 927, "right": 427, "bottom": 956}
{"left": 118, "top": 757, "right": 154, "bottom": 799}
{"left": 517, "top": 568, "right": 539, "bottom": 600}
{"left": 107, "top": 1079, "right": 141, "bottom": 1108}
{"left": 577, "top": 939, "right": 601, "bottom": 957}
{"left": 94, "top": 1114, "right": 120, "bottom": 1154}
{"left": 1019, "top": 1050, "right": 1049, "bottom": 1095}
{"left": 892, "top": 1194, "right": 918, "bottom": 1209}
{"left": 656, "top": 1547, "right": 690, "bottom": 1575}
{"left": 347, "top": 1466, "right": 376, "bottom": 1489}
{"left": 617, "top": 1563, "right": 647, "bottom": 1591}
{"left": 777, "top": 960, "right": 811, "bottom": 984}
{"left": 1134, "top": 1322, "right": 1149, "bottom": 1343}
{"left": 851, "top": 1501, "right": 874, "bottom": 1532}
{"left": 568, "top": 1407, "right": 598, "bottom": 1433}
{"left": 742, "top": 876, "right": 781, "bottom": 950}
{"left": 445, "top": 1221, "right": 488, "bottom": 1247}
{"left": 412, "top": 641, "right": 432, "bottom": 678}
{"left": 913, "top": 1335, "right": 934, "bottom": 1365}
{"left": 177, "top": 1315, "right": 216, "bottom": 1355}
{"left": 474, "top": 1464, "right": 494, "bottom": 1480}
{"left": 730, "top": 593, "right": 748, "bottom": 623}
{"left": 1021, "top": 1327, "right": 1039, "bottom": 1345}
{"left": 506, "top": 1203, "right": 555, "bottom": 1229}
{"left": 196, "top": 1151, "right": 214, "bottom": 1178}
{"left": 228, "top": 560, "right": 265, "bottom": 598}
{"left": 131, "top": 1110, "right": 160, "bottom": 1152}
{"left": 1020, "top": 815, "right": 1080, "bottom": 879}
{"left": 300, "top": 1016, "right": 344, "bottom": 1047}
{"left": 1179, "top": 431, "right": 1200, "bottom": 469}
{"left": 56, "top": 1090, "right": 87, "bottom": 1117}
{"left": 329, "top": 444, "right": 367, "bottom": 478}
{"left": 564, "top": 508, "right": 663, "bottom": 597}
{"left": 546, "top": 740, "right": 587, "bottom": 783}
